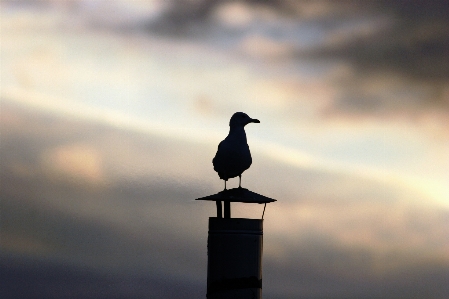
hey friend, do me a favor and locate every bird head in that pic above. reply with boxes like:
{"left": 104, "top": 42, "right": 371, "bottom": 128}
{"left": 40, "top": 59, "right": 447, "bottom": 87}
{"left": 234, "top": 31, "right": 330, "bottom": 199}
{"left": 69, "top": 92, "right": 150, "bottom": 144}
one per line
{"left": 229, "top": 112, "right": 260, "bottom": 128}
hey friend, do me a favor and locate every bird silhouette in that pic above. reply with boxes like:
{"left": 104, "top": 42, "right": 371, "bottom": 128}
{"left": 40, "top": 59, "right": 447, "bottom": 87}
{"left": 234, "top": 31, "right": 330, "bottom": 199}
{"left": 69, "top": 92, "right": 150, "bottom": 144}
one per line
{"left": 213, "top": 112, "right": 260, "bottom": 190}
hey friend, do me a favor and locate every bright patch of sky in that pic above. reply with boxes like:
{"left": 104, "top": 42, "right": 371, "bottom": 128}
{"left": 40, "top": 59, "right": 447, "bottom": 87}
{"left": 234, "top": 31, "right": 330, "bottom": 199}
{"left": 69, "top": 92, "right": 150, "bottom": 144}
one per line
{"left": 1, "top": 5, "right": 448, "bottom": 208}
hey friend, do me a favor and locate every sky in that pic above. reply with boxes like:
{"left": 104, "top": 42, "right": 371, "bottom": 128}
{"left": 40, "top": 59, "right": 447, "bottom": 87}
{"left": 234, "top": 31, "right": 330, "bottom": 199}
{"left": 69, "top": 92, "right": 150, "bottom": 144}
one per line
{"left": 1, "top": 1, "right": 449, "bottom": 298}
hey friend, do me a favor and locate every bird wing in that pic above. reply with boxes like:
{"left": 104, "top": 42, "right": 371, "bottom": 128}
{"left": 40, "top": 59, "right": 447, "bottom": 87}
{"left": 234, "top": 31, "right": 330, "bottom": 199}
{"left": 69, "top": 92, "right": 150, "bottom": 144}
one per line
{"left": 212, "top": 140, "right": 227, "bottom": 175}
{"left": 213, "top": 138, "right": 252, "bottom": 180}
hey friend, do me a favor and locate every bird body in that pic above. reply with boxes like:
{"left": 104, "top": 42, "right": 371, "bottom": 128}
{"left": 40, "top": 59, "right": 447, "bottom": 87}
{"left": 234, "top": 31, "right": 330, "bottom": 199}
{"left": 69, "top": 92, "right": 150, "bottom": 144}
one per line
{"left": 213, "top": 112, "right": 259, "bottom": 189}
{"left": 213, "top": 127, "right": 252, "bottom": 180}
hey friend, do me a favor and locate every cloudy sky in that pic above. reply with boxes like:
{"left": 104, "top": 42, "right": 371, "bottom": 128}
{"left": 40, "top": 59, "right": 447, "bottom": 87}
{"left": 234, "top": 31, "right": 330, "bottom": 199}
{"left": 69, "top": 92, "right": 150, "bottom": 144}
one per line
{"left": 1, "top": 1, "right": 448, "bottom": 298}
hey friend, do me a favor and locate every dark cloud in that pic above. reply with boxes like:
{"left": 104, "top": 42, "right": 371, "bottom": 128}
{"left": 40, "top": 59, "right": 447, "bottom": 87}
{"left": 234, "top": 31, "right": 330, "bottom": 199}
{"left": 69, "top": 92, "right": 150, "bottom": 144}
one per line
{"left": 304, "top": 1, "right": 449, "bottom": 80}
{"left": 0, "top": 253, "right": 204, "bottom": 299}
{"left": 147, "top": 0, "right": 310, "bottom": 37}
{"left": 264, "top": 249, "right": 449, "bottom": 299}
{"left": 295, "top": 0, "right": 449, "bottom": 121}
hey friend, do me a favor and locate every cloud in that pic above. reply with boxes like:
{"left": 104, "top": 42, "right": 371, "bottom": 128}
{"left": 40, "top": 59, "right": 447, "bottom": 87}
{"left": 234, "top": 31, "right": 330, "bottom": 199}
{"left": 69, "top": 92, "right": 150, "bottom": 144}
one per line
{"left": 0, "top": 253, "right": 204, "bottom": 299}
{"left": 293, "top": 1, "right": 449, "bottom": 124}
{"left": 40, "top": 144, "right": 104, "bottom": 184}
{"left": 1, "top": 102, "right": 448, "bottom": 298}
{"left": 144, "top": 0, "right": 449, "bottom": 125}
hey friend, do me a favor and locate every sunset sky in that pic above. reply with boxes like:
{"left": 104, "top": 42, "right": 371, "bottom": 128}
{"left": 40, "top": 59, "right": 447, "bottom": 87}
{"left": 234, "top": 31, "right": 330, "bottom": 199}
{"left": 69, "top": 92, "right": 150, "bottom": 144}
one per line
{"left": 1, "top": 1, "right": 448, "bottom": 298}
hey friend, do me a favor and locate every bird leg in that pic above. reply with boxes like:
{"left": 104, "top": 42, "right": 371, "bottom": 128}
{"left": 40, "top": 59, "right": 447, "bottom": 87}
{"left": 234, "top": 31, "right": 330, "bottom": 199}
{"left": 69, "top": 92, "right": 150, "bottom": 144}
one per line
{"left": 223, "top": 180, "right": 227, "bottom": 191}
{"left": 238, "top": 175, "right": 242, "bottom": 188}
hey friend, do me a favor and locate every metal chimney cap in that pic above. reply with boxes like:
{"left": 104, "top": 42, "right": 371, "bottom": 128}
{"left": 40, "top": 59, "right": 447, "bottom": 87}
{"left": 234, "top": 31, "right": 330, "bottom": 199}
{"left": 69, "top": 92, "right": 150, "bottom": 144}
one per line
{"left": 196, "top": 188, "right": 276, "bottom": 204}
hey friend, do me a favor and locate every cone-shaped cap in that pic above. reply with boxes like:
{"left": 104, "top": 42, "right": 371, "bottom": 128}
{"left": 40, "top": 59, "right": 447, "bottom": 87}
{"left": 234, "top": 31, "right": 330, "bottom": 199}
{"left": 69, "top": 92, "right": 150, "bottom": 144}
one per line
{"left": 196, "top": 188, "right": 276, "bottom": 204}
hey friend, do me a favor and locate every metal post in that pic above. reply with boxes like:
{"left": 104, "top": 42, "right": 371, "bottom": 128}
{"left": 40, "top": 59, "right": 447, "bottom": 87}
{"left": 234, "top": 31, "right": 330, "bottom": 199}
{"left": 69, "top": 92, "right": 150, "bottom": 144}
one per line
{"left": 196, "top": 188, "right": 276, "bottom": 299}
{"left": 207, "top": 217, "right": 263, "bottom": 299}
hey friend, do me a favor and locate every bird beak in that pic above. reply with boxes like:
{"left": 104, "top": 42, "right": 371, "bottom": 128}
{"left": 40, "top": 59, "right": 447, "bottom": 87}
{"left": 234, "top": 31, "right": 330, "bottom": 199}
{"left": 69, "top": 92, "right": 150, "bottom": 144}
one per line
{"left": 250, "top": 118, "right": 260, "bottom": 123}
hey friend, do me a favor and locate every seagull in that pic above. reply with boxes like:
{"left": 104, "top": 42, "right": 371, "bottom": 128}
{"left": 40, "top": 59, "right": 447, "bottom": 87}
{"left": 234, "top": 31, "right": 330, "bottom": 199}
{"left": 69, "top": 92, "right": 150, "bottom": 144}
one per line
{"left": 213, "top": 112, "right": 260, "bottom": 190}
